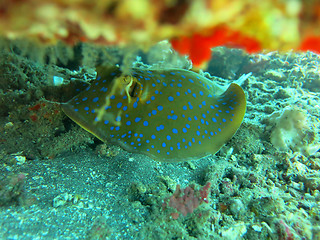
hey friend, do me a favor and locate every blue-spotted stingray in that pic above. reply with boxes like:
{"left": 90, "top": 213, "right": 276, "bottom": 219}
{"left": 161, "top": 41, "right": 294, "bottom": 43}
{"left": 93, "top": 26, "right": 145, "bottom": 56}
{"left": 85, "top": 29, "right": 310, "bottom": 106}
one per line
{"left": 61, "top": 66, "right": 246, "bottom": 162}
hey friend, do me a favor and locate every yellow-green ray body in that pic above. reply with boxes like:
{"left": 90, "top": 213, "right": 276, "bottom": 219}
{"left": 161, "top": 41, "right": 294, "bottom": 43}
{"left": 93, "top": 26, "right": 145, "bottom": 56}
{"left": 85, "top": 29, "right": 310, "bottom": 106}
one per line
{"left": 61, "top": 66, "right": 246, "bottom": 162}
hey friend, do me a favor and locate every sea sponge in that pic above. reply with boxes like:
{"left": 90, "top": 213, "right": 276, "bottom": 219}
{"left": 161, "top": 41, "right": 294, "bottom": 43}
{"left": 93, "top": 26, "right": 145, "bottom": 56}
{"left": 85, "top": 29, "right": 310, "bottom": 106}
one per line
{"left": 269, "top": 107, "right": 320, "bottom": 156}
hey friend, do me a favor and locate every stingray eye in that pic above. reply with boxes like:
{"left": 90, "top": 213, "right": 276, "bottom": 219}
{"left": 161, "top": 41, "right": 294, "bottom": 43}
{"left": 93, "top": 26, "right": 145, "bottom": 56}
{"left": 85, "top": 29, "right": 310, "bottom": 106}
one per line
{"left": 121, "top": 76, "right": 132, "bottom": 85}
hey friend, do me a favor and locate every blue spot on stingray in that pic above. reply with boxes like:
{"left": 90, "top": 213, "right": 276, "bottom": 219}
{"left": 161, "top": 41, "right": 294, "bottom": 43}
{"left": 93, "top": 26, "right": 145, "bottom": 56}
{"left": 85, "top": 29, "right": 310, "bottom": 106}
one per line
{"left": 93, "top": 97, "right": 99, "bottom": 102}
{"left": 192, "top": 93, "right": 196, "bottom": 98}
{"left": 117, "top": 102, "right": 122, "bottom": 108}
{"left": 177, "top": 83, "right": 182, "bottom": 87}
{"left": 192, "top": 138, "right": 195, "bottom": 142}
{"left": 172, "top": 128, "right": 178, "bottom": 134}
{"left": 116, "top": 116, "right": 121, "bottom": 122}
{"left": 110, "top": 95, "right": 115, "bottom": 100}
{"left": 188, "top": 117, "right": 192, "bottom": 121}
{"left": 196, "top": 131, "right": 200, "bottom": 136}
{"left": 171, "top": 115, "right": 178, "bottom": 120}
{"left": 222, "top": 118, "right": 226, "bottom": 122}
{"left": 84, "top": 106, "right": 89, "bottom": 111}
{"left": 176, "top": 92, "right": 180, "bottom": 96}
{"left": 212, "top": 118, "right": 217, "bottom": 122}
{"left": 152, "top": 110, "right": 157, "bottom": 115}
{"left": 143, "top": 121, "right": 149, "bottom": 126}
{"left": 126, "top": 121, "right": 131, "bottom": 125}
{"left": 155, "top": 90, "right": 159, "bottom": 94}
{"left": 82, "top": 97, "right": 87, "bottom": 101}
{"left": 181, "top": 75, "right": 186, "bottom": 78}
{"left": 167, "top": 135, "right": 171, "bottom": 140}
{"left": 151, "top": 135, "right": 156, "bottom": 139}
{"left": 135, "top": 117, "right": 141, "bottom": 122}
{"left": 199, "top": 91, "right": 204, "bottom": 96}
{"left": 157, "top": 150, "right": 160, "bottom": 153}
{"left": 123, "top": 96, "right": 127, "bottom": 99}
{"left": 152, "top": 83, "right": 156, "bottom": 87}
{"left": 151, "top": 96, "right": 155, "bottom": 100}
{"left": 218, "top": 128, "right": 221, "bottom": 132}
{"left": 133, "top": 102, "right": 138, "bottom": 108}
{"left": 202, "top": 113, "right": 206, "bottom": 118}
{"left": 168, "top": 96, "right": 174, "bottom": 102}
{"left": 104, "top": 120, "right": 109, "bottom": 124}
{"left": 170, "top": 72, "right": 175, "bottom": 75}
{"left": 215, "top": 113, "right": 219, "bottom": 117}
{"left": 189, "top": 79, "right": 194, "bottom": 83}
{"left": 201, "top": 119, "right": 205, "bottom": 124}
{"left": 91, "top": 109, "right": 95, "bottom": 113}
{"left": 115, "top": 126, "right": 120, "bottom": 131}
{"left": 183, "top": 106, "right": 187, "bottom": 110}
{"left": 163, "top": 82, "right": 167, "bottom": 87}
{"left": 160, "top": 74, "right": 165, "bottom": 77}
{"left": 202, "top": 101, "right": 206, "bottom": 105}
{"left": 157, "top": 106, "right": 163, "bottom": 111}
{"left": 134, "top": 133, "right": 138, "bottom": 137}
{"left": 123, "top": 106, "right": 128, "bottom": 111}
{"left": 177, "top": 142, "right": 181, "bottom": 149}
{"left": 182, "top": 128, "right": 187, "bottom": 133}
{"left": 194, "top": 116, "right": 198, "bottom": 120}
{"left": 186, "top": 124, "right": 190, "bottom": 128}
{"left": 100, "top": 87, "right": 107, "bottom": 92}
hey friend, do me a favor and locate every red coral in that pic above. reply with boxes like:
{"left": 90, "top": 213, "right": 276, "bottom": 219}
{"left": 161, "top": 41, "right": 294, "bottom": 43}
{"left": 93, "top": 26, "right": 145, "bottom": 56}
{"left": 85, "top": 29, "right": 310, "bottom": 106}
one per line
{"left": 165, "top": 182, "right": 211, "bottom": 219}
{"left": 170, "top": 25, "right": 260, "bottom": 67}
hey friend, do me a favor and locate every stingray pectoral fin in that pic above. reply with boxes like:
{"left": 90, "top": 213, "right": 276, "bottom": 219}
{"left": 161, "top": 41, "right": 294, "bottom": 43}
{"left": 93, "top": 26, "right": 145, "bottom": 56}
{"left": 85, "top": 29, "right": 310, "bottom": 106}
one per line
{"left": 61, "top": 102, "right": 105, "bottom": 142}
{"left": 210, "top": 83, "right": 246, "bottom": 153}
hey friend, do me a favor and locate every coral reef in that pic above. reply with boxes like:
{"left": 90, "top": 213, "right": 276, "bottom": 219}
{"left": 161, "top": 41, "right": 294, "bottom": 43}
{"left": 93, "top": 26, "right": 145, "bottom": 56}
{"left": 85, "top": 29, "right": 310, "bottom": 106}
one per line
{"left": 0, "top": 38, "right": 320, "bottom": 239}
{"left": 1, "top": 1, "right": 320, "bottom": 66}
